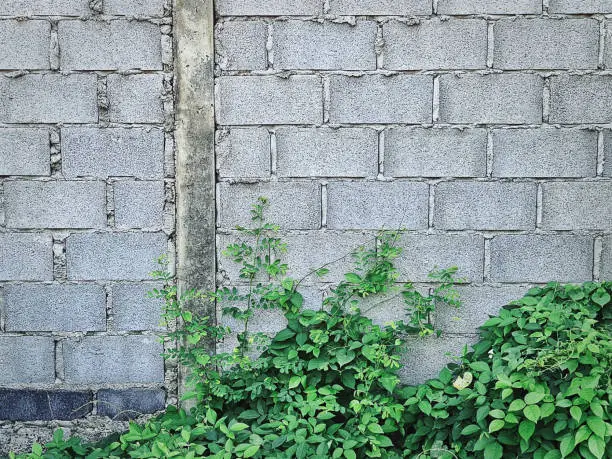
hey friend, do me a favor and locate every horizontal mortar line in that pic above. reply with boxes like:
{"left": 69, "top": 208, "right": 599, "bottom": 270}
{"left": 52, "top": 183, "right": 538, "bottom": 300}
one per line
{"left": 217, "top": 13, "right": 607, "bottom": 20}
{"left": 0, "top": 227, "right": 169, "bottom": 234}
{"left": 0, "top": 280, "right": 164, "bottom": 286}
{"left": 216, "top": 122, "right": 612, "bottom": 129}
{"left": 0, "top": 15, "right": 169, "bottom": 20}
{"left": 0, "top": 383, "right": 167, "bottom": 391}
{"left": 0, "top": 330, "right": 164, "bottom": 337}
{"left": 217, "top": 69, "right": 612, "bottom": 76}
{"left": 0, "top": 123, "right": 166, "bottom": 128}
{"left": 0, "top": 69, "right": 170, "bottom": 77}
{"left": 217, "top": 177, "right": 612, "bottom": 184}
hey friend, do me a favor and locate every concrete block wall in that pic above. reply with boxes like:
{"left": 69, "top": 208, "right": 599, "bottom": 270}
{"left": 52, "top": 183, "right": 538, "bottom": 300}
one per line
{"left": 0, "top": 0, "right": 173, "bottom": 444}
{"left": 215, "top": 1, "right": 612, "bottom": 384}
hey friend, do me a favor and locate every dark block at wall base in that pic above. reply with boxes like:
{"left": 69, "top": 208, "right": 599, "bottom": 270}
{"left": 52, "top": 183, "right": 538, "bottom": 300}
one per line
{"left": 97, "top": 389, "right": 166, "bottom": 421}
{"left": 0, "top": 390, "right": 92, "bottom": 421}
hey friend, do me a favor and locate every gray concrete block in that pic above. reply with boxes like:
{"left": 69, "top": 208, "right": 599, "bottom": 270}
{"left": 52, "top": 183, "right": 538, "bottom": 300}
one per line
{"left": 492, "top": 128, "right": 597, "bottom": 178}
{"left": 437, "top": 0, "right": 542, "bottom": 14}
{"left": 107, "top": 74, "right": 164, "bottom": 123}
{"left": 399, "top": 335, "right": 479, "bottom": 385}
{"left": 0, "top": 390, "right": 92, "bottom": 421}
{"left": 395, "top": 234, "right": 484, "bottom": 283}
{"left": 604, "top": 131, "right": 612, "bottom": 177}
{"left": 62, "top": 336, "right": 164, "bottom": 384}
{"left": 218, "top": 182, "right": 321, "bottom": 230}
{"left": 216, "top": 21, "right": 267, "bottom": 71}
{"left": 0, "top": 74, "right": 97, "bottom": 123}
{"left": 439, "top": 74, "right": 543, "bottom": 124}
{"left": 359, "top": 290, "right": 417, "bottom": 327}
{"left": 216, "top": 0, "right": 323, "bottom": 16}
{"left": 59, "top": 20, "right": 162, "bottom": 71}
{"left": 603, "top": 27, "right": 612, "bottom": 70}
{"left": 114, "top": 180, "right": 165, "bottom": 230}
{"left": 112, "top": 283, "right": 164, "bottom": 331}
{"left": 216, "top": 75, "right": 322, "bottom": 125}
{"left": 3, "top": 284, "right": 106, "bottom": 332}
{"left": 491, "top": 235, "right": 594, "bottom": 283}
{"left": 384, "top": 19, "right": 487, "bottom": 70}
{"left": 66, "top": 232, "right": 167, "bottom": 280}
{"left": 542, "top": 182, "right": 612, "bottom": 230}
{"left": 550, "top": 76, "right": 612, "bottom": 124}
{"left": 275, "top": 20, "right": 376, "bottom": 70}
{"left": 601, "top": 236, "right": 612, "bottom": 280}
{"left": 5, "top": 180, "right": 106, "bottom": 229}
{"left": 549, "top": 0, "right": 612, "bottom": 13}
{"left": 216, "top": 128, "right": 271, "bottom": 178}
{"left": 0, "top": 233, "right": 53, "bottom": 281}
{"left": 435, "top": 182, "right": 536, "bottom": 230}
{"left": 329, "top": 0, "right": 431, "bottom": 15}
{"left": 276, "top": 127, "right": 378, "bottom": 178}
{"left": 0, "top": 20, "right": 50, "bottom": 70}
{"left": 218, "top": 300, "right": 287, "bottom": 335}
{"left": 0, "top": 337, "right": 55, "bottom": 384}
{"left": 0, "top": 0, "right": 89, "bottom": 15}
{"left": 97, "top": 389, "right": 165, "bottom": 420}
{"left": 494, "top": 19, "right": 599, "bottom": 70}
{"left": 433, "top": 285, "right": 528, "bottom": 334}
{"left": 104, "top": 0, "right": 165, "bottom": 16}
{"left": 62, "top": 127, "right": 164, "bottom": 179}
{"left": 326, "top": 181, "right": 429, "bottom": 230}
{"left": 329, "top": 75, "right": 432, "bottom": 124}
{"left": 385, "top": 127, "right": 487, "bottom": 178}
{"left": 0, "top": 128, "right": 50, "bottom": 176}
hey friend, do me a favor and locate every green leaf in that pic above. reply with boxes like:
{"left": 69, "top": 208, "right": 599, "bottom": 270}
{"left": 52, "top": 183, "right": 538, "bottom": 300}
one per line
{"left": 460, "top": 425, "right": 480, "bottom": 436}
{"left": 556, "top": 399, "right": 572, "bottom": 408}
{"left": 367, "top": 423, "right": 384, "bottom": 434}
{"left": 489, "top": 420, "right": 505, "bottom": 433}
{"left": 509, "top": 399, "right": 526, "bottom": 411}
{"left": 519, "top": 420, "right": 535, "bottom": 442}
{"left": 418, "top": 400, "right": 432, "bottom": 415}
{"left": 591, "top": 288, "right": 611, "bottom": 306}
{"left": 206, "top": 408, "right": 217, "bottom": 425}
{"left": 288, "top": 376, "right": 301, "bottom": 389}
{"left": 344, "top": 450, "right": 356, "bottom": 459}
{"left": 587, "top": 435, "right": 605, "bottom": 459}
{"left": 586, "top": 417, "right": 605, "bottom": 439}
{"left": 469, "top": 361, "right": 490, "bottom": 373}
{"left": 344, "top": 273, "right": 361, "bottom": 284}
{"left": 307, "top": 358, "right": 328, "bottom": 371}
{"left": 230, "top": 423, "right": 249, "bottom": 432}
{"left": 484, "top": 441, "right": 503, "bottom": 459}
{"left": 570, "top": 406, "right": 582, "bottom": 423}
{"left": 275, "top": 329, "right": 296, "bottom": 342}
{"left": 575, "top": 425, "right": 591, "bottom": 445}
{"left": 243, "top": 445, "right": 260, "bottom": 458}
{"left": 239, "top": 410, "right": 260, "bottom": 420}
{"left": 523, "top": 405, "right": 540, "bottom": 423}
{"left": 336, "top": 349, "right": 355, "bottom": 367}
{"left": 525, "top": 392, "right": 545, "bottom": 405}
{"left": 380, "top": 376, "right": 398, "bottom": 394}
{"left": 489, "top": 409, "right": 505, "bottom": 419}
{"left": 560, "top": 435, "right": 576, "bottom": 457}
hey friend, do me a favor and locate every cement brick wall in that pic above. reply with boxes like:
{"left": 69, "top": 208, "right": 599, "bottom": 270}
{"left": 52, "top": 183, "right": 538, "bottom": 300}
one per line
{"left": 0, "top": 0, "right": 174, "bottom": 445}
{"left": 215, "top": 1, "right": 612, "bottom": 385}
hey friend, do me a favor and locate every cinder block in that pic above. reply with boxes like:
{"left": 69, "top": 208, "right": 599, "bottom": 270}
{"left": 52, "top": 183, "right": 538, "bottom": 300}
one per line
{"left": 0, "top": 20, "right": 50, "bottom": 70}
{"left": 216, "top": 76, "right": 322, "bottom": 125}
{"left": 0, "top": 337, "right": 55, "bottom": 384}
{"left": 329, "top": 0, "right": 431, "bottom": 15}
{"left": 216, "top": 21, "right": 267, "bottom": 70}
{"left": 604, "top": 132, "right": 612, "bottom": 177}
{"left": 395, "top": 234, "right": 484, "bottom": 283}
{"left": 433, "top": 285, "right": 528, "bottom": 334}
{"left": 549, "top": 0, "right": 612, "bottom": 13}
{"left": 216, "top": 0, "right": 322, "bottom": 15}
{"left": 62, "top": 336, "right": 164, "bottom": 384}
{"left": 5, "top": 181, "right": 106, "bottom": 229}
{"left": 66, "top": 232, "right": 167, "bottom": 280}
{"left": 542, "top": 182, "right": 612, "bottom": 230}
{"left": 218, "top": 182, "right": 321, "bottom": 230}
{"left": 0, "top": 74, "right": 97, "bottom": 123}
{"left": 329, "top": 75, "right": 432, "bottom": 124}
{"left": 494, "top": 19, "right": 598, "bottom": 70}
{"left": 62, "top": 127, "right": 164, "bottom": 179}
{"left": 550, "top": 76, "right": 612, "bottom": 124}
{"left": 0, "top": 233, "right": 53, "bottom": 281}
{"left": 104, "top": 0, "right": 165, "bottom": 16}
{"left": 216, "top": 128, "right": 271, "bottom": 178}
{"left": 3, "top": 284, "right": 106, "bottom": 332}
{"left": 492, "top": 128, "right": 597, "bottom": 178}
{"left": 385, "top": 127, "right": 486, "bottom": 178}
{"left": 601, "top": 236, "right": 612, "bottom": 279}
{"left": 97, "top": 389, "right": 165, "bottom": 420}
{"left": 59, "top": 20, "right": 161, "bottom": 71}
{"left": 276, "top": 127, "right": 378, "bottom": 178}
{"left": 107, "top": 74, "right": 164, "bottom": 123}
{"left": 112, "top": 283, "right": 164, "bottom": 331}
{"left": 326, "top": 181, "right": 429, "bottom": 230}
{"left": 275, "top": 20, "right": 376, "bottom": 70}
{"left": 0, "top": 390, "right": 92, "bottom": 421}
{"left": 491, "top": 235, "right": 593, "bottom": 283}
{"left": 0, "top": 0, "right": 89, "bottom": 16}
{"left": 437, "top": 0, "right": 542, "bottom": 14}
{"left": 439, "top": 74, "right": 542, "bottom": 124}
{"left": 114, "top": 180, "right": 165, "bottom": 230}
{"left": 435, "top": 182, "right": 536, "bottom": 230}
{"left": 399, "top": 335, "right": 479, "bottom": 385}
{"left": 603, "top": 28, "right": 612, "bottom": 72}
{"left": 384, "top": 19, "right": 487, "bottom": 70}
{"left": 0, "top": 128, "right": 50, "bottom": 176}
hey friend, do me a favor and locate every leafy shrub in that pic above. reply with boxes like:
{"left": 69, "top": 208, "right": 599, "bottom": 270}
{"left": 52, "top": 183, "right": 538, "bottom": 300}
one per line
{"left": 11, "top": 199, "right": 611, "bottom": 459}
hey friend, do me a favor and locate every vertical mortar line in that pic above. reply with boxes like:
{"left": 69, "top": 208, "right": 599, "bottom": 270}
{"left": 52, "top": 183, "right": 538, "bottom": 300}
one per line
{"left": 593, "top": 236, "right": 603, "bottom": 282}
{"left": 269, "top": 130, "right": 278, "bottom": 179}
{"left": 322, "top": 74, "right": 331, "bottom": 124}
{"left": 486, "top": 128, "right": 494, "bottom": 177}
{"left": 104, "top": 282, "right": 113, "bottom": 333}
{"left": 486, "top": 21, "right": 494, "bottom": 69}
{"left": 50, "top": 127, "right": 61, "bottom": 177}
{"left": 54, "top": 339, "right": 64, "bottom": 383}
{"left": 377, "top": 129, "right": 385, "bottom": 179}
{"left": 597, "top": 130, "right": 605, "bottom": 177}
{"left": 483, "top": 237, "right": 492, "bottom": 282}
{"left": 106, "top": 179, "right": 115, "bottom": 227}
{"left": 375, "top": 22, "right": 384, "bottom": 70}
{"left": 598, "top": 18, "right": 606, "bottom": 69}
{"left": 97, "top": 74, "right": 110, "bottom": 126}
{"left": 542, "top": 76, "right": 550, "bottom": 124}
{"left": 266, "top": 22, "right": 274, "bottom": 70}
{"left": 542, "top": 0, "right": 550, "bottom": 15}
{"left": 49, "top": 20, "right": 59, "bottom": 70}
{"left": 0, "top": 279, "right": 5, "bottom": 332}
{"left": 536, "top": 182, "right": 543, "bottom": 229}
{"left": 427, "top": 182, "right": 435, "bottom": 231}
{"left": 432, "top": 76, "right": 440, "bottom": 123}
{"left": 321, "top": 183, "right": 328, "bottom": 229}
{"left": 0, "top": 181, "right": 5, "bottom": 228}
{"left": 52, "top": 234, "right": 67, "bottom": 282}
{"left": 432, "top": 0, "right": 438, "bottom": 15}
{"left": 323, "top": 0, "right": 331, "bottom": 15}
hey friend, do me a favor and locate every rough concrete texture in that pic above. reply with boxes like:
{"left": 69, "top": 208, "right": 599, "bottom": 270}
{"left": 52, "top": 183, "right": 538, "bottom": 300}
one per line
{"left": 549, "top": 0, "right": 612, "bottom": 13}
{"left": 330, "top": 0, "right": 431, "bottom": 15}
{"left": 111, "top": 283, "right": 165, "bottom": 332}
{"left": 0, "top": 0, "right": 89, "bottom": 16}
{"left": 107, "top": 74, "right": 165, "bottom": 123}
{"left": 0, "top": 234, "right": 53, "bottom": 281}
{"left": 541, "top": 182, "right": 612, "bottom": 230}
{"left": 216, "top": 21, "right": 268, "bottom": 71}
{"left": 0, "top": 20, "right": 50, "bottom": 70}
{"left": 0, "top": 337, "right": 55, "bottom": 384}
{"left": 550, "top": 76, "right": 612, "bottom": 124}
{"left": 0, "top": 128, "right": 50, "bottom": 176}
{"left": 437, "top": 0, "right": 542, "bottom": 14}
{"left": 216, "top": 0, "right": 322, "bottom": 16}
{"left": 114, "top": 180, "right": 165, "bottom": 230}
{"left": 216, "top": 128, "right": 271, "bottom": 178}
